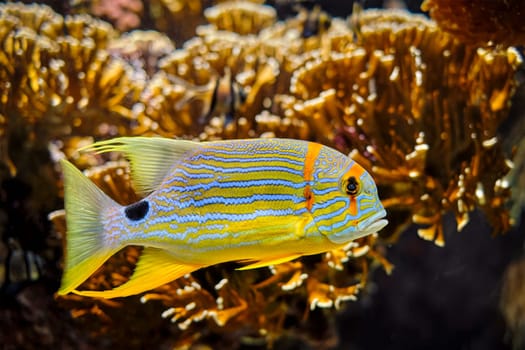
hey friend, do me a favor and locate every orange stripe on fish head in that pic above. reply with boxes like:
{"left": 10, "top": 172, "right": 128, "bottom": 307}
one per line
{"left": 343, "top": 162, "right": 365, "bottom": 217}
{"left": 303, "top": 142, "right": 322, "bottom": 212}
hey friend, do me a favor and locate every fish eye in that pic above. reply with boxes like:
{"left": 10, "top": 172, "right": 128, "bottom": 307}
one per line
{"left": 345, "top": 176, "right": 360, "bottom": 196}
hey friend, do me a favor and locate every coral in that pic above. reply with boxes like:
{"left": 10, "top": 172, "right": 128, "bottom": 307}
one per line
{"left": 0, "top": 2, "right": 63, "bottom": 37}
{"left": 421, "top": 0, "right": 525, "bottom": 46}
{"left": 0, "top": 3, "right": 141, "bottom": 177}
{"left": 276, "top": 10, "right": 521, "bottom": 245}
{"left": 148, "top": 0, "right": 208, "bottom": 45}
{"left": 204, "top": 1, "right": 276, "bottom": 35}
{"left": 1, "top": 2, "right": 523, "bottom": 349}
{"left": 107, "top": 30, "right": 175, "bottom": 78}
{"left": 259, "top": 9, "right": 353, "bottom": 85}
{"left": 138, "top": 27, "right": 280, "bottom": 139}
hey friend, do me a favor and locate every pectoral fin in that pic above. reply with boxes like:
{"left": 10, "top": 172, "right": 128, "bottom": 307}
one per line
{"left": 295, "top": 212, "right": 313, "bottom": 238}
{"left": 72, "top": 248, "right": 203, "bottom": 299}
{"left": 237, "top": 254, "right": 302, "bottom": 270}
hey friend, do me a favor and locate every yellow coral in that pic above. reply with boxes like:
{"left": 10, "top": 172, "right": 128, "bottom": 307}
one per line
{"left": 1, "top": 2, "right": 522, "bottom": 349}
{"left": 204, "top": 1, "right": 276, "bottom": 35}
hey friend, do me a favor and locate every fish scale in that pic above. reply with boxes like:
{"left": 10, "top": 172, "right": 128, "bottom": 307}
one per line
{"left": 57, "top": 137, "right": 387, "bottom": 298}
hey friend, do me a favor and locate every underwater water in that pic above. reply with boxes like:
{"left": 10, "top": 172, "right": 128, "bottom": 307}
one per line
{"left": 339, "top": 212, "right": 525, "bottom": 350}
{"left": 1, "top": 0, "right": 525, "bottom": 349}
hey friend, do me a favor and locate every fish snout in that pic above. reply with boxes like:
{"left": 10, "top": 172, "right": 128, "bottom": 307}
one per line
{"left": 358, "top": 207, "right": 388, "bottom": 234}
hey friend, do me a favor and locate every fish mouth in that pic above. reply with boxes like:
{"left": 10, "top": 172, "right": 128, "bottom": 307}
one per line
{"left": 358, "top": 209, "right": 388, "bottom": 234}
{"left": 364, "top": 218, "right": 388, "bottom": 233}
{"left": 325, "top": 208, "right": 388, "bottom": 244}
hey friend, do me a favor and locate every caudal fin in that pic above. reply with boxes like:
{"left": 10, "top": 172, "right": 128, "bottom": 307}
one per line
{"left": 58, "top": 159, "right": 122, "bottom": 295}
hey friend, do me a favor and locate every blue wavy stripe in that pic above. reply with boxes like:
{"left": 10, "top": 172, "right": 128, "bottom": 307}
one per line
{"left": 146, "top": 208, "right": 296, "bottom": 226}
{"left": 155, "top": 193, "right": 303, "bottom": 210}
{"left": 207, "top": 140, "right": 306, "bottom": 154}
{"left": 182, "top": 162, "right": 303, "bottom": 176}
{"left": 156, "top": 178, "right": 307, "bottom": 196}
{"left": 191, "top": 153, "right": 305, "bottom": 167}
{"left": 313, "top": 196, "right": 347, "bottom": 213}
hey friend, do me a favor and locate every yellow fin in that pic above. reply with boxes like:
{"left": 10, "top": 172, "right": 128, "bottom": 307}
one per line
{"left": 58, "top": 159, "right": 121, "bottom": 295}
{"left": 72, "top": 247, "right": 203, "bottom": 299}
{"left": 80, "top": 137, "right": 200, "bottom": 195}
{"left": 237, "top": 254, "right": 302, "bottom": 271}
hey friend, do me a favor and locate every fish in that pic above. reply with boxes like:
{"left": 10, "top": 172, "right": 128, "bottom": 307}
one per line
{"left": 349, "top": 0, "right": 364, "bottom": 43}
{"left": 273, "top": 1, "right": 332, "bottom": 38}
{"left": 200, "top": 67, "right": 245, "bottom": 126}
{"left": 299, "top": 5, "right": 332, "bottom": 39}
{"left": 171, "top": 68, "right": 245, "bottom": 127}
{"left": 57, "top": 137, "right": 387, "bottom": 298}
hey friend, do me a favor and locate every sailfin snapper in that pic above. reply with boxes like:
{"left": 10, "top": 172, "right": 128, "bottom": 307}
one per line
{"left": 58, "top": 137, "right": 387, "bottom": 298}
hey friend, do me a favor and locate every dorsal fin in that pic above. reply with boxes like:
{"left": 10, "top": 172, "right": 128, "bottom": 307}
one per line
{"left": 81, "top": 137, "right": 200, "bottom": 195}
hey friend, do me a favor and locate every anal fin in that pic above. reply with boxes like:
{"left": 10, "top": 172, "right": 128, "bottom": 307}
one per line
{"left": 237, "top": 254, "right": 302, "bottom": 271}
{"left": 72, "top": 248, "right": 203, "bottom": 299}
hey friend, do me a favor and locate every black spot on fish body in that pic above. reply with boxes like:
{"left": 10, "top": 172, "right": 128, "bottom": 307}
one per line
{"left": 125, "top": 200, "right": 149, "bottom": 221}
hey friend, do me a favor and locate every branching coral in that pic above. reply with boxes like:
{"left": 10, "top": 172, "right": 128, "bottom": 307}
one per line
{"left": 259, "top": 10, "right": 354, "bottom": 90}
{"left": 0, "top": 3, "right": 143, "bottom": 177}
{"left": 134, "top": 5, "right": 357, "bottom": 142}
{"left": 148, "top": 0, "right": 208, "bottom": 45}
{"left": 276, "top": 10, "right": 521, "bottom": 245}
{"left": 0, "top": 2, "right": 63, "bottom": 37}
{"left": 421, "top": 0, "right": 525, "bottom": 46}
{"left": 107, "top": 30, "right": 175, "bottom": 78}
{"left": 138, "top": 27, "right": 279, "bottom": 139}
{"left": 1, "top": 2, "right": 523, "bottom": 349}
{"left": 204, "top": 1, "right": 276, "bottom": 35}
